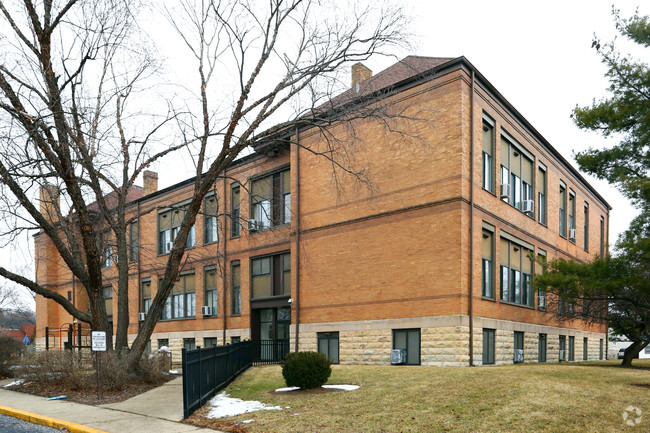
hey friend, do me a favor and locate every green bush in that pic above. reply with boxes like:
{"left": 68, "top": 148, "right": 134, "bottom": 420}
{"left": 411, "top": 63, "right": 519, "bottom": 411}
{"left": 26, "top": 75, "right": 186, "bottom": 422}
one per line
{"left": 0, "top": 334, "right": 25, "bottom": 377}
{"left": 282, "top": 351, "right": 331, "bottom": 389}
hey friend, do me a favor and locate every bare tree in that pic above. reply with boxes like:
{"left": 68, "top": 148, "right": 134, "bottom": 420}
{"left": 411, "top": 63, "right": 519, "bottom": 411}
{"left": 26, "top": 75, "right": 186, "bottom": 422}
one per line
{"left": 0, "top": 0, "right": 409, "bottom": 362}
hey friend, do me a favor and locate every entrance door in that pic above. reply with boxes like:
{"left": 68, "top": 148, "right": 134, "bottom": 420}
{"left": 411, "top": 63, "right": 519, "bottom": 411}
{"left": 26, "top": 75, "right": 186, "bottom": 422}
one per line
{"left": 256, "top": 307, "right": 290, "bottom": 361}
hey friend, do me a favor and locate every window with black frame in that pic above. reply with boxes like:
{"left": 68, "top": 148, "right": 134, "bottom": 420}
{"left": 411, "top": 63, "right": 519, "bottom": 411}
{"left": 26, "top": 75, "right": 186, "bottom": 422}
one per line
{"left": 500, "top": 236, "right": 534, "bottom": 307}
{"left": 204, "top": 195, "right": 218, "bottom": 245}
{"left": 318, "top": 332, "right": 340, "bottom": 364}
{"left": 161, "top": 272, "right": 196, "bottom": 320}
{"left": 250, "top": 169, "right": 290, "bottom": 231}
{"left": 158, "top": 206, "right": 195, "bottom": 254}
{"left": 392, "top": 329, "right": 420, "bottom": 365}
{"left": 204, "top": 267, "right": 218, "bottom": 316}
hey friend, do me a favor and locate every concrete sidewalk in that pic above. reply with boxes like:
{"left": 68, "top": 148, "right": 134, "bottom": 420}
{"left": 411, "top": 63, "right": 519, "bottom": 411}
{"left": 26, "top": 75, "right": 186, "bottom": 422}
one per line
{"left": 0, "top": 377, "right": 219, "bottom": 433}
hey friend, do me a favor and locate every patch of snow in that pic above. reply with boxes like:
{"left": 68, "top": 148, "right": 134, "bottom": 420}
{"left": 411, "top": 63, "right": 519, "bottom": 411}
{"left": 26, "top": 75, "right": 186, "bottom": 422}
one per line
{"left": 2, "top": 379, "right": 24, "bottom": 388}
{"left": 207, "top": 392, "right": 282, "bottom": 418}
{"left": 275, "top": 386, "right": 300, "bottom": 392}
{"left": 242, "top": 420, "right": 255, "bottom": 424}
{"left": 322, "top": 384, "right": 359, "bottom": 391}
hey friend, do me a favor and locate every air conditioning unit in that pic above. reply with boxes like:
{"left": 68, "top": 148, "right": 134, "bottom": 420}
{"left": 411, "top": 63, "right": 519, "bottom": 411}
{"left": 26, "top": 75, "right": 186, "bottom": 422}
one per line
{"left": 166, "top": 241, "right": 173, "bottom": 252}
{"left": 391, "top": 349, "right": 407, "bottom": 365}
{"left": 569, "top": 228, "right": 577, "bottom": 241}
{"left": 559, "top": 349, "right": 566, "bottom": 361}
{"left": 138, "top": 312, "right": 146, "bottom": 322}
{"left": 514, "top": 349, "right": 524, "bottom": 364}
{"left": 247, "top": 219, "right": 260, "bottom": 231}
{"left": 522, "top": 199, "right": 534, "bottom": 214}
{"left": 201, "top": 306, "right": 213, "bottom": 316}
{"left": 500, "top": 183, "right": 511, "bottom": 200}
{"left": 538, "top": 295, "right": 546, "bottom": 309}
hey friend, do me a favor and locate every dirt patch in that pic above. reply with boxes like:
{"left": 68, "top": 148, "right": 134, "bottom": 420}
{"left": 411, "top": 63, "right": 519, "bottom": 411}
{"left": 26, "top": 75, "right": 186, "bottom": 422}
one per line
{"left": 5, "top": 374, "right": 176, "bottom": 405}
{"left": 630, "top": 383, "right": 650, "bottom": 390}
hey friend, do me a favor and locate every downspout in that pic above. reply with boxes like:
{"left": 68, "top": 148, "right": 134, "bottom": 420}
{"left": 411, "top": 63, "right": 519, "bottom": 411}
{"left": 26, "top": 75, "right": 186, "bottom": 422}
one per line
{"left": 294, "top": 127, "right": 301, "bottom": 352}
{"left": 222, "top": 175, "right": 228, "bottom": 344}
{"left": 468, "top": 69, "right": 476, "bottom": 366}
{"left": 136, "top": 201, "right": 141, "bottom": 334}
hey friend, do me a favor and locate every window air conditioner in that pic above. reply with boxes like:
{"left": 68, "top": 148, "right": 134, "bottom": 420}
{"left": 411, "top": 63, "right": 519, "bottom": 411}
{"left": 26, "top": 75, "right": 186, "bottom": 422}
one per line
{"left": 166, "top": 241, "right": 173, "bottom": 252}
{"left": 522, "top": 199, "right": 534, "bottom": 214}
{"left": 138, "top": 312, "right": 146, "bottom": 322}
{"left": 248, "top": 219, "right": 260, "bottom": 231}
{"left": 559, "top": 349, "right": 566, "bottom": 361}
{"left": 569, "top": 228, "right": 577, "bottom": 241}
{"left": 514, "top": 349, "right": 524, "bottom": 364}
{"left": 500, "top": 183, "right": 511, "bottom": 200}
{"left": 538, "top": 295, "right": 546, "bottom": 309}
{"left": 201, "top": 306, "right": 213, "bottom": 316}
{"left": 391, "top": 349, "right": 407, "bottom": 365}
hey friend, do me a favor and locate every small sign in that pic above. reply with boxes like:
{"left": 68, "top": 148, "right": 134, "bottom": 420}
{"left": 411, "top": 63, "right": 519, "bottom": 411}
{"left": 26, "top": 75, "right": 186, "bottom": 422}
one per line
{"left": 91, "top": 331, "right": 107, "bottom": 352}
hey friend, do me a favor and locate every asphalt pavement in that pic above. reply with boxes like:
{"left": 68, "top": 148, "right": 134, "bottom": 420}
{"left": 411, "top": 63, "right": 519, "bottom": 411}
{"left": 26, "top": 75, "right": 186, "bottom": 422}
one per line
{"left": 0, "top": 413, "right": 61, "bottom": 433}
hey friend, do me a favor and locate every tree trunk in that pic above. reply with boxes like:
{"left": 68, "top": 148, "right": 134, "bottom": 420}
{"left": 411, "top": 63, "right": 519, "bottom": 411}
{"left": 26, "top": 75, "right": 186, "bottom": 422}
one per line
{"left": 621, "top": 340, "right": 647, "bottom": 367}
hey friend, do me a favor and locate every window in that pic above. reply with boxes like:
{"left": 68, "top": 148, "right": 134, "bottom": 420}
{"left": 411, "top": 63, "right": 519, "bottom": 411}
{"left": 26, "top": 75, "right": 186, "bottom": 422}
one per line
{"left": 204, "top": 267, "right": 218, "bottom": 316}
{"left": 250, "top": 168, "right": 290, "bottom": 230}
{"left": 158, "top": 339, "right": 169, "bottom": 350}
{"left": 393, "top": 329, "right": 420, "bottom": 365}
{"left": 318, "top": 332, "right": 340, "bottom": 364}
{"left": 538, "top": 334, "right": 547, "bottom": 363}
{"left": 129, "top": 221, "right": 139, "bottom": 262}
{"left": 538, "top": 164, "right": 547, "bottom": 224}
{"left": 251, "top": 252, "right": 290, "bottom": 299}
{"left": 204, "top": 195, "right": 218, "bottom": 245}
{"left": 145, "top": 340, "right": 151, "bottom": 356}
{"left": 483, "top": 329, "right": 495, "bottom": 365}
{"left": 231, "top": 336, "right": 241, "bottom": 344}
{"left": 583, "top": 203, "right": 589, "bottom": 251}
{"left": 600, "top": 216, "right": 605, "bottom": 257}
{"left": 500, "top": 237, "right": 534, "bottom": 307}
{"left": 231, "top": 185, "right": 240, "bottom": 237}
{"left": 183, "top": 338, "right": 195, "bottom": 351}
{"left": 500, "top": 133, "right": 533, "bottom": 215}
{"left": 482, "top": 115, "right": 495, "bottom": 193}
{"left": 536, "top": 249, "right": 546, "bottom": 310}
{"left": 568, "top": 336, "right": 575, "bottom": 361}
{"left": 67, "top": 291, "right": 72, "bottom": 301}
{"left": 514, "top": 331, "right": 524, "bottom": 363}
{"left": 141, "top": 279, "right": 151, "bottom": 314}
{"left": 600, "top": 339, "right": 604, "bottom": 360}
{"left": 103, "top": 286, "right": 113, "bottom": 318}
{"left": 559, "top": 183, "right": 567, "bottom": 238}
{"left": 161, "top": 272, "right": 196, "bottom": 320}
{"left": 583, "top": 337, "right": 588, "bottom": 360}
{"left": 559, "top": 335, "right": 566, "bottom": 361}
{"left": 568, "top": 190, "right": 576, "bottom": 242}
{"left": 158, "top": 205, "right": 195, "bottom": 255}
{"left": 231, "top": 261, "right": 241, "bottom": 315}
{"left": 482, "top": 229, "right": 494, "bottom": 298}
{"left": 99, "top": 232, "right": 113, "bottom": 268}
{"left": 204, "top": 337, "right": 218, "bottom": 347}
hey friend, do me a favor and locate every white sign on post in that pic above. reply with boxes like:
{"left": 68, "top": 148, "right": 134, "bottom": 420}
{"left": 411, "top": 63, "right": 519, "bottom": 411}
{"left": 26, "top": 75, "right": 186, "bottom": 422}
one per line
{"left": 91, "top": 331, "right": 107, "bottom": 352}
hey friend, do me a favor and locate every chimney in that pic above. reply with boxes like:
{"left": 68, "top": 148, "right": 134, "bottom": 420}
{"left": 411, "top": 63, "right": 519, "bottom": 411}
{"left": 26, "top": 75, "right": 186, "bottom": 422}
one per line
{"left": 351, "top": 63, "right": 372, "bottom": 88}
{"left": 39, "top": 184, "right": 60, "bottom": 224}
{"left": 143, "top": 171, "right": 158, "bottom": 196}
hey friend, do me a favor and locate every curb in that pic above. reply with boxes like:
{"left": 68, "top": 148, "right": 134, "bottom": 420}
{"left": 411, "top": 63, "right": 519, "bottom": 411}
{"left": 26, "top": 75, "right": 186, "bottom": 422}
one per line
{"left": 0, "top": 405, "right": 107, "bottom": 433}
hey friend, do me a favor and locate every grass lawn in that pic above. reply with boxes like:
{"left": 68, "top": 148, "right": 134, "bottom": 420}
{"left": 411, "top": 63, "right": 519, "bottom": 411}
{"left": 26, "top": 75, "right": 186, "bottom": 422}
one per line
{"left": 187, "top": 360, "right": 650, "bottom": 433}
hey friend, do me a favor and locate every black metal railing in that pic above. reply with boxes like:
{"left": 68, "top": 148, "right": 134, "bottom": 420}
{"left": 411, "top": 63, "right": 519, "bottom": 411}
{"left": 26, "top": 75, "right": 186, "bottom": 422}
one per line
{"left": 253, "top": 339, "right": 290, "bottom": 365}
{"left": 181, "top": 339, "right": 290, "bottom": 419}
{"left": 182, "top": 340, "right": 253, "bottom": 419}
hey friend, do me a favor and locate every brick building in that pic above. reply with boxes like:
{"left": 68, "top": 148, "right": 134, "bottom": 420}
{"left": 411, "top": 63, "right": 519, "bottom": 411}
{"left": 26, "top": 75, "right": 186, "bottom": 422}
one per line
{"left": 35, "top": 56, "right": 610, "bottom": 366}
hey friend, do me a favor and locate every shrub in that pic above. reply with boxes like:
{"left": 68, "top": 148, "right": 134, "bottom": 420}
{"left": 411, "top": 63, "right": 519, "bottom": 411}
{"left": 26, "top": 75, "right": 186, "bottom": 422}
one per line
{"left": 17, "top": 350, "right": 86, "bottom": 389}
{"left": 282, "top": 351, "right": 331, "bottom": 389}
{"left": 0, "top": 334, "right": 25, "bottom": 377}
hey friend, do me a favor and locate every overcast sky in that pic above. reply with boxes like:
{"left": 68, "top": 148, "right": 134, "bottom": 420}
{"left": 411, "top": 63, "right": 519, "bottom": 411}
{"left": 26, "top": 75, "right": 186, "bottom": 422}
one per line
{"left": 150, "top": 0, "right": 648, "bottom": 245}
{"left": 3, "top": 0, "right": 649, "bottom": 310}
